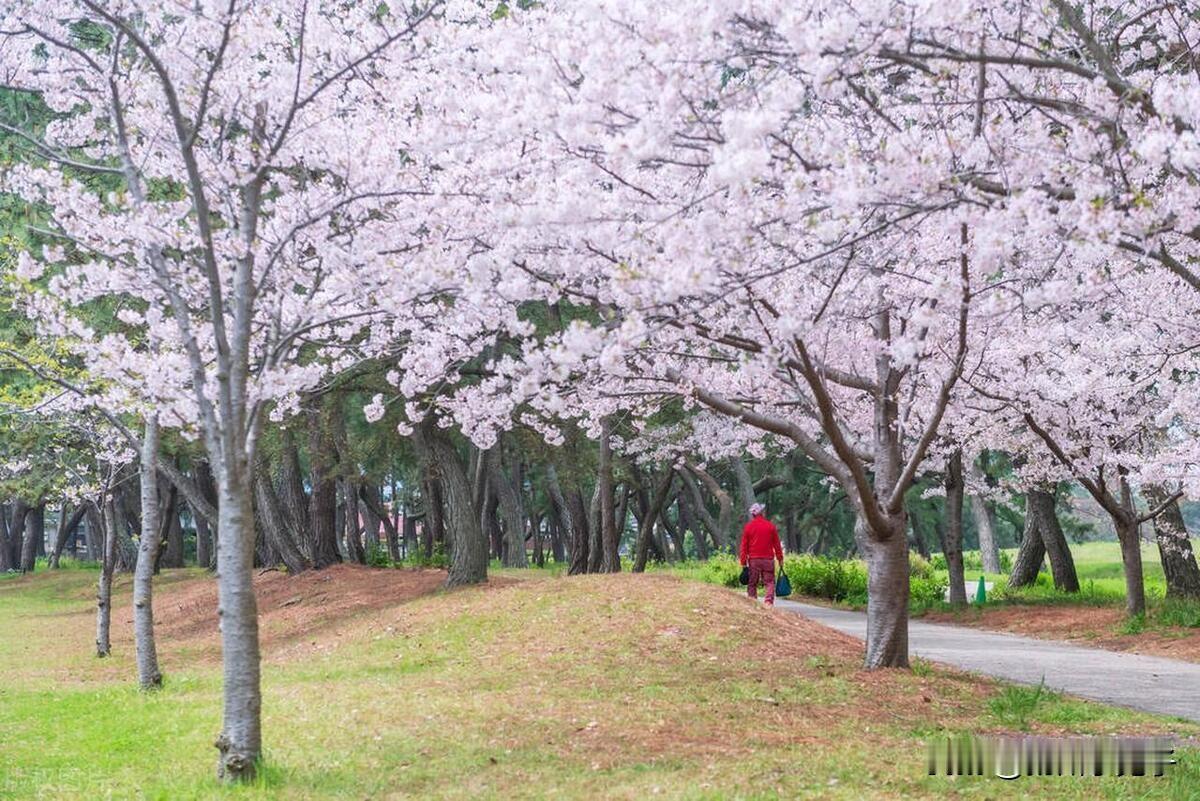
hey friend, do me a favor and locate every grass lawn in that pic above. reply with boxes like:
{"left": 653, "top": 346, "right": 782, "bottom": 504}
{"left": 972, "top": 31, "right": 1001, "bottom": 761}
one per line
{"left": 2, "top": 565, "right": 1200, "bottom": 799}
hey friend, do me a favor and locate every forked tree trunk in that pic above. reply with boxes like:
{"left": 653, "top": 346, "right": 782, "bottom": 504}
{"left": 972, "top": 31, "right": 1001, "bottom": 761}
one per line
{"left": 1009, "top": 488, "right": 1079, "bottom": 592}
{"left": 1033, "top": 489, "right": 1079, "bottom": 592}
{"left": 49, "top": 503, "right": 86, "bottom": 568}
{"left": 214, "top": 471, "right": 262, "bottom": 782}
{"left": 1008, "top": 511, "right": 1047, "bottom": 588}
{"left": 411, "top": 420, "right": 488, "bottom": 586}
{"left": 133, "top": 417, "right": 163, "bottom": 689}
{"left": 1145, "top": 486, "right": 1200, "bottom": 599}
{"left": 942, "top": 451, "right": 967, "bottom": 606}
{"left": 96, "top": 499, "right": 117, "bottom": 657}
{"left": 633, "top": 470, "right": 673, "bottom": 572}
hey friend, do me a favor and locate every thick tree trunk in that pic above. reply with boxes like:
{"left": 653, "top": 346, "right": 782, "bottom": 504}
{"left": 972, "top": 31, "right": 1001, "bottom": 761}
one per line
{"left": 213, "top": 469, "right": 262, "bottom": 781}
{"left": 942, "top": 451, "right": 967, "bottom": 607}
{"left": 860, "top": 520, "right": 910, "bottom": 668}
{"left": 253, "top": 462, "right": 310, "bottom": 574}
{"left": 114, "top": 491, "right": 139, "bottom": 572}
{"left": 5, "top": 500, "right": 29, "bottom": 570}
{"left": 1117, "top": 518, "right": 1147, "bottom": 617}
{"left": 968, "top": 457, "right": 1002, "bottom": 574}
{"left": 83, "top": 503, "right": 103, "bottom": 562}
{"left": 566, "top": 487, "right": 590, "bottom": 575}
{"left": 586, "top": 483, "right": 603, "bottom": 573}
{"left": 361, "top": 486, "right": 382, "bottom": 556}
{"left": 277, "top": 434, "right": 311, "bottom": 559}
{"left": 1008, "top": 508, "right": 1047, "bottom": 588}
{"left": 161, "top": 482, "right": 185, "bottom": 569}
{"left": 411, "top": 420, "right": 488, "bottom": 586}
{"left": 306, "top": 408, "right": 341, "bottom": 569}
{"left": 598, "top": 420, "right": 620, "bottom": 572}
{"left": 1035, "top": 489, "right": 1079, "bottom": 592}
{"left": 20, "top": 503, "right": 45, "bottom": 572}
{"left": 133, "top": 417, "right": 163, "bottom": 689}
{"left": 1145, "top": 486, "right": 1200, "bottom": 599}
{"left": 424, "top": 476, "right": 445, "bottom": 558}
{"left": 49, "top": 503, "right": 86, "bottom": 568}
{"left": 96, "top": 498, "right": 117, "bottom": 657}
{"left": 195, "top": 512, "right": 214, "bottom": 570}
{"left": 487, "top": 446, "right": 529, "bottom": 568}
{"left": 338, "top": 479, "right": 366, "bottom": 564}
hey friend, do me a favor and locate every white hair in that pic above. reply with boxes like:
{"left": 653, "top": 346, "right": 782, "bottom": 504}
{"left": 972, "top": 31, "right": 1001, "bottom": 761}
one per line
{"left": 749, "top": 502, "right": 766, "bottom": 517}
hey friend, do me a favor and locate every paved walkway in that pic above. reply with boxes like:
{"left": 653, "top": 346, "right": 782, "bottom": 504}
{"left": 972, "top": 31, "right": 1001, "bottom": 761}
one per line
{"left": 776, "top": 599, "right": 1200, "bottom": 723}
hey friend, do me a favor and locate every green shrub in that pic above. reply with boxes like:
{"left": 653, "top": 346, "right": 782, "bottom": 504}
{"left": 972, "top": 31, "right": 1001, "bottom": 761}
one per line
{"left": 364, "top": 543, "right": 392, "bottom": 568}
{"left": 930, "top": 550, "right": 1012, "bottom": 574}
{"left": 908, "top": 551, "right": 933, "bottom": 579}
{"left": 1153, "top": 598, "right": 1200, "bottom": 628}
{"left": 909, "top": 575, "right": 949, "bottom": 609}
{"left": 783, "top": 554, "right": 868, "bottom": 604}
{"left": 699, "top": 553, "right": 743, "bottom": 588}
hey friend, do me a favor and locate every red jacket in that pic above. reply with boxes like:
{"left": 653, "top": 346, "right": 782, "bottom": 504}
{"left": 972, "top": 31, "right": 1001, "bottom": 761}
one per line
{"left": 739, "top": 516, "right": 783, "bottom": 564}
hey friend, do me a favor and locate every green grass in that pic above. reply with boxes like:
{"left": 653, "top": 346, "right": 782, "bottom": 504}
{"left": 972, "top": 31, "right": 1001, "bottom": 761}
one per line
{"left": 2, "top": 567, "right": 1200, "bottom": 799}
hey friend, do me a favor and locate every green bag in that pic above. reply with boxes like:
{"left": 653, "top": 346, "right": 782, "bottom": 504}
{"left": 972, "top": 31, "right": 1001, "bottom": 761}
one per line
{"left": 775, "top": 570, "right": 792, "bottom": 598}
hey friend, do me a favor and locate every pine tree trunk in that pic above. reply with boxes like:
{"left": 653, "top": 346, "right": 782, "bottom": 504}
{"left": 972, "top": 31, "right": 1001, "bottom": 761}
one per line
{"left": 195, "top": 511, "right": 214, "bottom": 570}
{"left": 96, "top": 498, "right": 117, "bottom": 657}
{"left": 83, "top": 503, "right": 103, "bottom": 562}
{"left": 968, "top": 458, "right": 1002, "bottom": 574}
{"left": 160, "top": 483, "right": 185, "bottom": 569}
{"left": 488, "top": 447, "right": 529, "bottom": 568}
{"left": 411, "top": 420, "right": 488, "bottom": 586}
{"left": 49, "top": 503, "right": 86, "bottom": 568}
{"left": 1008, "top": 509, "right": 1047, "bottom": 589}
{"left": 942, "top": 451, "right": 967, "bottom": 606}
{"left": 1034, "top": 489, "right": 1079, "bottom": 592}
{"left": 278, "top": 434, "right": 311, "bottom": 559}
{"left": 633, "top": 470, "right": 673, "bottom": 572}
{"left": 1145, "top": 486, "right": 1200, "bottom": 599}
{"left": 133, "top": 416, "right": 164, "bottom": 689}
{"left": 306, "top": 408, "right": 341, "bottom": 569}
{"left": 20, "top": 503, "right": 45, "bottom": 572}
{"left": 253, "top": 461, "right": 310, "bottom": 574}
{"left": 566, "top": 487, "right": 590, "bottom": 575}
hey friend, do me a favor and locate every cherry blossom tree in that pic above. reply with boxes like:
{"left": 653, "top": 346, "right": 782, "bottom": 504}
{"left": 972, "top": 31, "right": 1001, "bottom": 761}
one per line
{"left": 0, "top": 0, "right": 472, "bottom": 779}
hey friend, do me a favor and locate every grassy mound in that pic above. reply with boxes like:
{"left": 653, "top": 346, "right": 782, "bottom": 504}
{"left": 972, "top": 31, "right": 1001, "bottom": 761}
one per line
{"left": 0, "top": 568, "right": 1197, "bottom": 799}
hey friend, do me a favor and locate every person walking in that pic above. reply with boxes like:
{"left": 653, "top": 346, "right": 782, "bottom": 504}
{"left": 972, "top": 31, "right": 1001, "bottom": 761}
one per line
{"left": 739, "top": 502, "right": 783, "bottom": 606}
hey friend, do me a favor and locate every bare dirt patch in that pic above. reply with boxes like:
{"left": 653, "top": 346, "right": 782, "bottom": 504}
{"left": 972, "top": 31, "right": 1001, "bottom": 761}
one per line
{"left": 921, "top": 604, "right": 1200, "bottom": 663}
{"left": 136, "top": 564, "right": 468, "bottom": 661}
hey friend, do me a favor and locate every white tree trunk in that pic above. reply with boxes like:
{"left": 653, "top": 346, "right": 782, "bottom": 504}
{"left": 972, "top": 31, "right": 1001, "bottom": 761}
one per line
{"left": 133, "top": 416, "right": 163, "bottom": 689}
{"left": 214, "top": 470, "right": 262, "bottom": 780}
